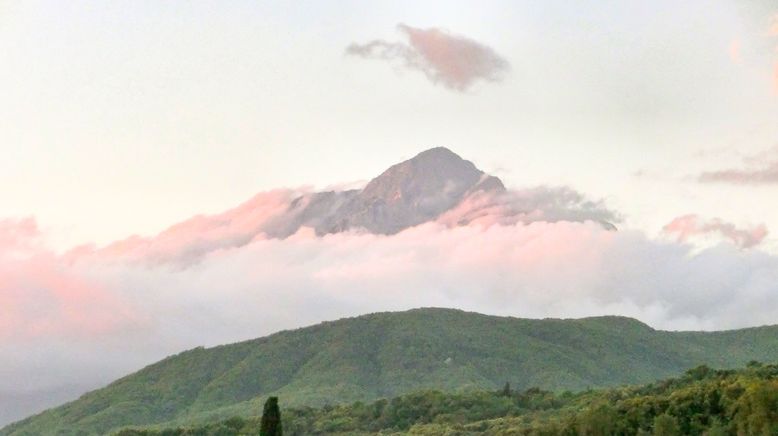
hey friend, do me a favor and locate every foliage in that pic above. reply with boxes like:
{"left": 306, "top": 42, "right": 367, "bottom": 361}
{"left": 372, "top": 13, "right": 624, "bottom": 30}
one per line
{"left": 260, "top": 397, "right": 282, "bottom": 436}
{"left": 113, "top": 363, "right": 778, "bottom": 435}
{"left": 5, "top": 308, "right": 778, "bottom": 435}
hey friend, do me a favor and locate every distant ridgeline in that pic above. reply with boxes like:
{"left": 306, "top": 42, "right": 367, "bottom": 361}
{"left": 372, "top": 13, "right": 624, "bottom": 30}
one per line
{"left": 116, "top": 362, "right": 778, "bottom": 435}
{"left": 4, "top": 308, "right": 778, "bottom": 435}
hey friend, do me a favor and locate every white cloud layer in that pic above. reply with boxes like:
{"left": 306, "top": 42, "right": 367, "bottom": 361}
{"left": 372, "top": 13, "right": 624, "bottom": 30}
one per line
{"left": 2, "top": 208, "right": 778, "bottom": 424}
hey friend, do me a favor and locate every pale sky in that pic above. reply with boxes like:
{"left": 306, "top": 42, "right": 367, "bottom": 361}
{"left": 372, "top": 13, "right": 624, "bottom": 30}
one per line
{"left": 2, "top": 0, "right": 777, "bottom": 250}
{"left": 3, "top": 1, "right": 778, "bottom": 426}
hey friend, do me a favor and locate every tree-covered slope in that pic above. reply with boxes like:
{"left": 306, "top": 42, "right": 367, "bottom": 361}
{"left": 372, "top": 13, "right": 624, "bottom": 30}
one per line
{"left": 5, "top": 308, "right": 778, "bottom": 435}
{"left": 118, "top": 362, "right": 778, "bottom": 435}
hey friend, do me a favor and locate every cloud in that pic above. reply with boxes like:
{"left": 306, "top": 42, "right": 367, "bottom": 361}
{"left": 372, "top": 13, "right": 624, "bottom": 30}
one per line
{"left": 0, "top": 217, "right": 40, "bottom": 260}
{"left": 346, "top": 23, "right": 510, "bottom": 91}
{"left": 6, "top": 221, "right": 778, "bottom": 392}
{"left": 437, "top": 186, "right": 618, "bottom": 229}
{"left": 699, "top": 161, "right": 778, "bottom": 184}
{"left": 1, "top": 188, "right": 776, "bottom": 425}
{"left": 663, "top": 214, "right": 768, "bottom": 249}
{"left": 698, "top": 146, "right": 778, "bottom": 184}
{"left": 66, "top": 185, "right": 616, "bottom": 267}
{"left": 0, "top": 218, "right": 139, "bottom": 341}
{"left": 66, "top": 189, "right": 297, "bottom": 266}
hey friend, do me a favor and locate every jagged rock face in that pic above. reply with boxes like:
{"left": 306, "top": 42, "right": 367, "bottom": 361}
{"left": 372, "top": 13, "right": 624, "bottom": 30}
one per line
{"left": 289, "top": 147, "right": 506, "bottom": 235}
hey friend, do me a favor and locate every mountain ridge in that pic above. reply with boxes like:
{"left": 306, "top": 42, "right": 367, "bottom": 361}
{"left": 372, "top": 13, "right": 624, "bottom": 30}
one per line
{"left": 284, "top": 147, "right": 506, "bottom": 236}
{"left": 85, "top": 147, "right": 616, "bottom": 265}
{"left": 6, "top": 307, "right": 778, "bottom": 435}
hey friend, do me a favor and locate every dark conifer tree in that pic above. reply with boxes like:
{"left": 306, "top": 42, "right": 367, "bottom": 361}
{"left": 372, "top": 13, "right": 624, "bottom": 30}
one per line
{"left": 501, "top": 382, "right": 511, "bottom": 397}
{"left": 260, "top": 396, "right": 282, "bottom": 436}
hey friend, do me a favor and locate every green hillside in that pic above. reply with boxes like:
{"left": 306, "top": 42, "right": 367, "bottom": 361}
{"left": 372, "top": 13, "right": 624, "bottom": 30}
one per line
{"left": 5, "top": 308, "right": 778, "bottom": 435}
{"left": 116, "top": 362, "right": 778, "bottom": 435}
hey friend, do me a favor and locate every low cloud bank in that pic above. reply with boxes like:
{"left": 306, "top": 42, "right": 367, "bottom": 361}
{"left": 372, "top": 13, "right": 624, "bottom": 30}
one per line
{"left": 346, "top": 24, "right": 510, "bottom": 91}
{"left": 1, "top": 189, "right": 776, "bottom": 425}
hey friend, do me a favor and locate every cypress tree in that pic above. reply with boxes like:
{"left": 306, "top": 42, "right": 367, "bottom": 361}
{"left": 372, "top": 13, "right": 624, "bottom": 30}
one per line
{"left": 260, "top": 396, "right": 282, "bottom": 436}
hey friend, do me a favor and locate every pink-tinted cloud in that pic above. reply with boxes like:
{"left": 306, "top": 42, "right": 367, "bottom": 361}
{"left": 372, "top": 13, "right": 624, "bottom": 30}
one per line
{"left": 0, "top": 218, "right": 138, "bottom": 340}
{"left": 663, "top": 214, "right": 768, "bottom": 249}
{"left": 346, "top": 23, "right": 510, "bottom": 91}
{"left": 0, "top": 217, "right": 41, "bottom": 260}
{"left": 0, "top": 184, "right": 773, "bottom": 426}
{"left": 2, "top": 211, "right": 778, "bottom": 426}
{"left": 0, "top": 260, "right": 136, "bottom": 339}
{"left": 64, "top": 184, "right": 615, "bottom": 266}
{"left": 769, "top": 14, "right": 778, "bottom": 36}
{"left": 67, "top": 189, "right": 297, "bottom": 266}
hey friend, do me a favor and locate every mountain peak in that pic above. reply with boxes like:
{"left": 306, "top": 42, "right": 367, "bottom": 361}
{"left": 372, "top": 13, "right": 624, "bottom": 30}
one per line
{"left": 363, "top": 148, "right": 480, "bottom": 194}
{"left": 400, "top": 147, "right": 479, "bottom": 171}
{"left": 342, "top": 148, "right": 504, "bottom": 233}
{"left": 363, "top": 147, "right": 504, "bottom": 195}
{"left": 412, "top": 146, "right": 464, "bottom": 160}
{"left": 281, "top": 148, "right": 505, "bottom": 236}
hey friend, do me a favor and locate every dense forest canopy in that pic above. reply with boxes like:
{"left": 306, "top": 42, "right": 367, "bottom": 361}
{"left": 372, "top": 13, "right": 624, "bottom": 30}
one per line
{"left": 116, "top": 362, "right": 778, "bottom": 435}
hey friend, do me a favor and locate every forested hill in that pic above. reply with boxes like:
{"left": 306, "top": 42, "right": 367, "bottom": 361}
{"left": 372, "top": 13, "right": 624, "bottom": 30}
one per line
{"left": 5, "top": 308, "right": 778, "bottom": 435}
{"left": 118, "top": 362, "right": 778, "bottom": 435}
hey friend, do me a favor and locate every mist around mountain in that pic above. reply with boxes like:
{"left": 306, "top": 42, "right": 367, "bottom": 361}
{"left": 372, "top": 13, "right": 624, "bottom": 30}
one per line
{"left": 5, "top": 308, "right": 778, "bottom": 436}
{"left": 74, "top": 147, "right": 616, "bottom": 266}
{"left": 4, "top": 148, "right": 776, "bottom": 432}
{"left": 226, "top": 146, "right": 614, "bottom": 239}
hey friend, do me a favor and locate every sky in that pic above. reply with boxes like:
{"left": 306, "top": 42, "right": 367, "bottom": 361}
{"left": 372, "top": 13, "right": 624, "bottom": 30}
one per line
{"left": 1, "top": 0, "right": 778, "bottom": 427}
{"left": 2, "top": 0, "right": 777, "bottom": 249}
